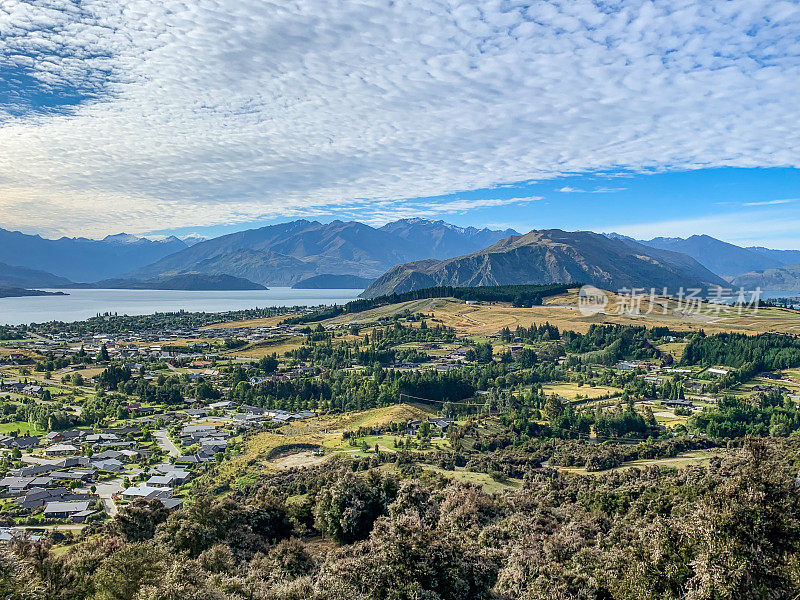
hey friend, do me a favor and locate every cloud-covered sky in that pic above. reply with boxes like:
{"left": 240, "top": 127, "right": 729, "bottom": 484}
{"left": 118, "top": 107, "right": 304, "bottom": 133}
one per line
{"left": 1, "top": 0, "right": 799, "bottom": 241}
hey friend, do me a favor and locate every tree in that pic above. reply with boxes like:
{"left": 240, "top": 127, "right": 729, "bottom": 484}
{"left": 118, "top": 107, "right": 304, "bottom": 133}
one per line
{"left": 684, "top": 439, "right": 800, "bottom": 599}
{"left": 93, "top": 542, "right": 164, "bottom": 600}
{"left": 110, "top": 499, "right": 170, "bottom": 543}
{"left": 0, "top": 546, "right": 40, "bottom": 600}
{"left": 518, "top": 348, "right": 538, "bottom": 368}
{"left": 258, "top": 354, "right": 279, "bottom": 374}
{"left": 315, "top": 507, "right": 496, "bottom": 600}
{"left": 314, "top": 471, "right": 397, "bottom": 543}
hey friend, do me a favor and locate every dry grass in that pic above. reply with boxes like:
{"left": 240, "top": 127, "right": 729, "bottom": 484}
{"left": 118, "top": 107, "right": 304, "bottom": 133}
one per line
{"left": 229, "top": 337, "right": 305, "bottom": 358}
{"left": 420, "top": 465, "right": 523, "bottom": 494}
{"left": 216, "top": 404, "right": 436, "bottom": 483}
{"left": 71, "top": 366, "right": 106, "bottom": 378}
{"left": 658, "top": 341, "right": 689, "bottom": 361}
{"left": 327, "top": 289, "right": 800, "bottom": 337}
{"left": 0, "top": 348, "right": 43, "bottom": 359}
{"left": 335, "top": 403, "right": 435, "bottom": 429}
{"left": 200, "top": 315, "right": 297, "bottom": 330}
{"left": 557, "top": 450, "right": 723, "bottom": 476}
{"left": 270, "top": 451, "right": 329, "bottom": 470}
{"left": 541, "top": 382, "right": 622, "bottom": 400}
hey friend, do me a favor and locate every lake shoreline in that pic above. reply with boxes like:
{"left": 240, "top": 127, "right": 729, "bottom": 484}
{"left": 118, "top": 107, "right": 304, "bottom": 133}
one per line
{"left": 0, "top": 287, "right": 363, "bottom": 326}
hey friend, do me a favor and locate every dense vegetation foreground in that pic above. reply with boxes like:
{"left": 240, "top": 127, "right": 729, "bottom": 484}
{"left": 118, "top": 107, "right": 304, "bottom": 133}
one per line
{"left": 2, "top": 437, "right": 799, "bottom": 600}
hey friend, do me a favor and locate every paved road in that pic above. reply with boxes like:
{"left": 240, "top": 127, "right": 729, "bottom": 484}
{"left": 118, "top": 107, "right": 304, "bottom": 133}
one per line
{"left": 94, "top": 478, "right": 124, "bottom": 516}
{"left": 154, "top": 429, "right": 180, "bottom": 457}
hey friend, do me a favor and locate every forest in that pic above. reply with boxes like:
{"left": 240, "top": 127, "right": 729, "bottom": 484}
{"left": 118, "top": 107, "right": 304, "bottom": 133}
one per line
{"left": 3, "top": 438, "right": 800, "bottom": 600}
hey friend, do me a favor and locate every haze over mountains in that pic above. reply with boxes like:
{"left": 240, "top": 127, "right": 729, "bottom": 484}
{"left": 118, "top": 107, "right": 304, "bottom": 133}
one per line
{"left": 125, "top": 219, "right": 519, "bottom": 286}
{"left": 605, "top": 233, "right": 800, "bottom": 277}
{"left": 0, "top": 262, "right": 73, "bottom": 288}
{"left": 0, "top": 229, "right": 187, "bottom": 282}
{"left": 2, "top": 219, "right": 800, "bottom": 294}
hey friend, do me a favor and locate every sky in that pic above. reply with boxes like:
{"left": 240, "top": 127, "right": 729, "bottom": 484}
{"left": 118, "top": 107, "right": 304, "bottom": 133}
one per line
{"left": 1, "top": 1, "right": 799, "bottom": 247}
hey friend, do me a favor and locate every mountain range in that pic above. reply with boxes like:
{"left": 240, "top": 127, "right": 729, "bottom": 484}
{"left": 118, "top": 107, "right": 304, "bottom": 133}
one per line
{"left": 606, "top": 233, "right": 800, "bottom": 280}
{"left": 0, "top": 229, "right": 187, "bottom": 282}
{"left": 3, "top": 219, "right": 800, "bottom": 294}
{"left": 86, "top": 274, "right": 267, "bottom": 291}
{"left": 362, "top": 230, "right": 726, "bottom": 297}
{"left": 124, "top": 219, "right": 519, "bottom": 286}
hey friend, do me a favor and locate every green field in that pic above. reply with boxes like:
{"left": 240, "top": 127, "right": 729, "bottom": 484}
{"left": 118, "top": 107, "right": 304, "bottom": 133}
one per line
{"left": 0, "top": 420, "right": 45, "bottom": 436}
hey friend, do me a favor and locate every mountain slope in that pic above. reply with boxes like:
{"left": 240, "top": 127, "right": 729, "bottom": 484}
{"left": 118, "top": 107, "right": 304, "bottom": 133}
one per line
{"left": 0, "top": 229, "right": 187, "bottom": 281}
{"left": 89, "top": 274, "right": 266, "bottom": 291}
{"left": 0, "top": 287, "right": 67, "bottom": 298}
{"left": 641, "top": 234, "right": 782, "bottom": 278}
{"left": 129, "top": 219, "right": 517, "bottom": 286}
{"left": 362, "top": 229, "right": 726, "bottom": 297}
{"left": 0, "top": 262, "right": 74, "bottom": 288}
{"left": 730, "top": 263, "right": 800, "bottom": 291}
{"left": 746, "top": 247, "right": 800, "bottom": 267}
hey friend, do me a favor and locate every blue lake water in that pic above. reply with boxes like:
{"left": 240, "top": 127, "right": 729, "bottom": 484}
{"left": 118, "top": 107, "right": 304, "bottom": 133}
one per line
{"left": 0, "top": 288, "right": 363, "bottom": 326}
{"left": 2, "top": 287, "right": 798, "bottom": 327}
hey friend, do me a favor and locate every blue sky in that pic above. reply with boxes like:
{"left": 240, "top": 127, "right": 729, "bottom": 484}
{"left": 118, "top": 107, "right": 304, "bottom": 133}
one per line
{"left": 148, "top": 167, "right": 800, "bottom": 248}
{"left": 1, "top": 1, "right": 799, "bottom": 246}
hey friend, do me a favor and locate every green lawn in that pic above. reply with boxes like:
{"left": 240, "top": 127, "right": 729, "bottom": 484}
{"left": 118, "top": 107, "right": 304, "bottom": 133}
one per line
{"left": 0, "top": 420, "right": 45, "bottom": 436}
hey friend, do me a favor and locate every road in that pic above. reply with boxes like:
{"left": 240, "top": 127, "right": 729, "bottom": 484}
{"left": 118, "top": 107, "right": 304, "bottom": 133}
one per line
{"left": 93, "top": 478, "right": 124, "bottom": 516}
{"left": 153, "top": 429, "right": 180, "bottom": 457}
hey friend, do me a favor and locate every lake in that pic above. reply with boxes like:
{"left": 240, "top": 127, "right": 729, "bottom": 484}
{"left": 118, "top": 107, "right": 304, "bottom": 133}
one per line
{"left": 0, "top": 288, "right": 364, "bottom": 326}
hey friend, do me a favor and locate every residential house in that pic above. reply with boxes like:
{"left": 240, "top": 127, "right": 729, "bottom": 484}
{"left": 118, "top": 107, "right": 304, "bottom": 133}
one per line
{"left": 45, "top": 443, "right": 79, "bottom": 456}
{"left": 91, "top": 458, "right": 124, "bottom": 472}
{"left": 43, "top": 500, "right": 95, "bottom": 523}
{"left": 0, "top": 476, "right": 35, "bottom": 494}
{"left": 122, "top": 485, "right": 172, "bottom": 500}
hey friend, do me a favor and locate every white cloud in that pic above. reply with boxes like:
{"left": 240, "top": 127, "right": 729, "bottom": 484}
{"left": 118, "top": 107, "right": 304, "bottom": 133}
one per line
{"left": 0, "top": 0, "right": 799, "bottom": 236}
{"left": 558, "top": 186, "right": 626, "bottom": 193}
{"left": 743, "top": 199, "right": 795, "bottom": 206}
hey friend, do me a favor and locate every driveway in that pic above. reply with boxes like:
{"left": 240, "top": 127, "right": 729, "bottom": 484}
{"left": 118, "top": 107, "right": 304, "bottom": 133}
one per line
{"left": 93, "top": 478, "right": 124, "bottom": 516}
{"left": 153, "top": 429, "right": 180, "bottom": 457}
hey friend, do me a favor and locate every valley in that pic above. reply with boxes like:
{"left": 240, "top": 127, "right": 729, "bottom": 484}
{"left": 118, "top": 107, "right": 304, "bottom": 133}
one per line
{"left": 4, "top": 281, "right": 800, "bottom": 598}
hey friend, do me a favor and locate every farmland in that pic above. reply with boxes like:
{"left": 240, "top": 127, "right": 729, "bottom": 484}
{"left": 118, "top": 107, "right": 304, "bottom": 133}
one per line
{"left": 327, "top": 289, "right": 800, "bottom": 337}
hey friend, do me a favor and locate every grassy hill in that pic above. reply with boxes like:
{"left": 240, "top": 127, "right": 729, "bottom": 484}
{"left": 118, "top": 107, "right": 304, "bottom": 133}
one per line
{"left": 324, "top": 288, "right": 800, "bottom": 336}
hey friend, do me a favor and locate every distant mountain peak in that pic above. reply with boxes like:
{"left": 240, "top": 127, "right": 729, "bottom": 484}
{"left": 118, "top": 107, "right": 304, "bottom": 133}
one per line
{"left": 383, "top": 218, "right": 518, "bottom": 236}
{"left": 362, "top": 228, "right": 725, "bottom": 298}
{"left": 640, "top": 234, "right": 785, "bottom": 278}
{"left": 602, "top": 232, "right": 637, "bottom": 242}
{"left": 179, "top": 234, "right": 207, "bottom": 246}
{"left": 102, "top": 233, "right": 145, "bottom": 244}
{"left": 0, "top": 227, "right": 189, "bottom": 282}
{"left": 127, "top": 218, "right": 521, "bottom": 286}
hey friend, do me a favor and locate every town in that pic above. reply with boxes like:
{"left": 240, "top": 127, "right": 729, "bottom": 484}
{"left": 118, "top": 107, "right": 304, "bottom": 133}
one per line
{"left": 4, "top": 287, "right": 800, "bottom": 547}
